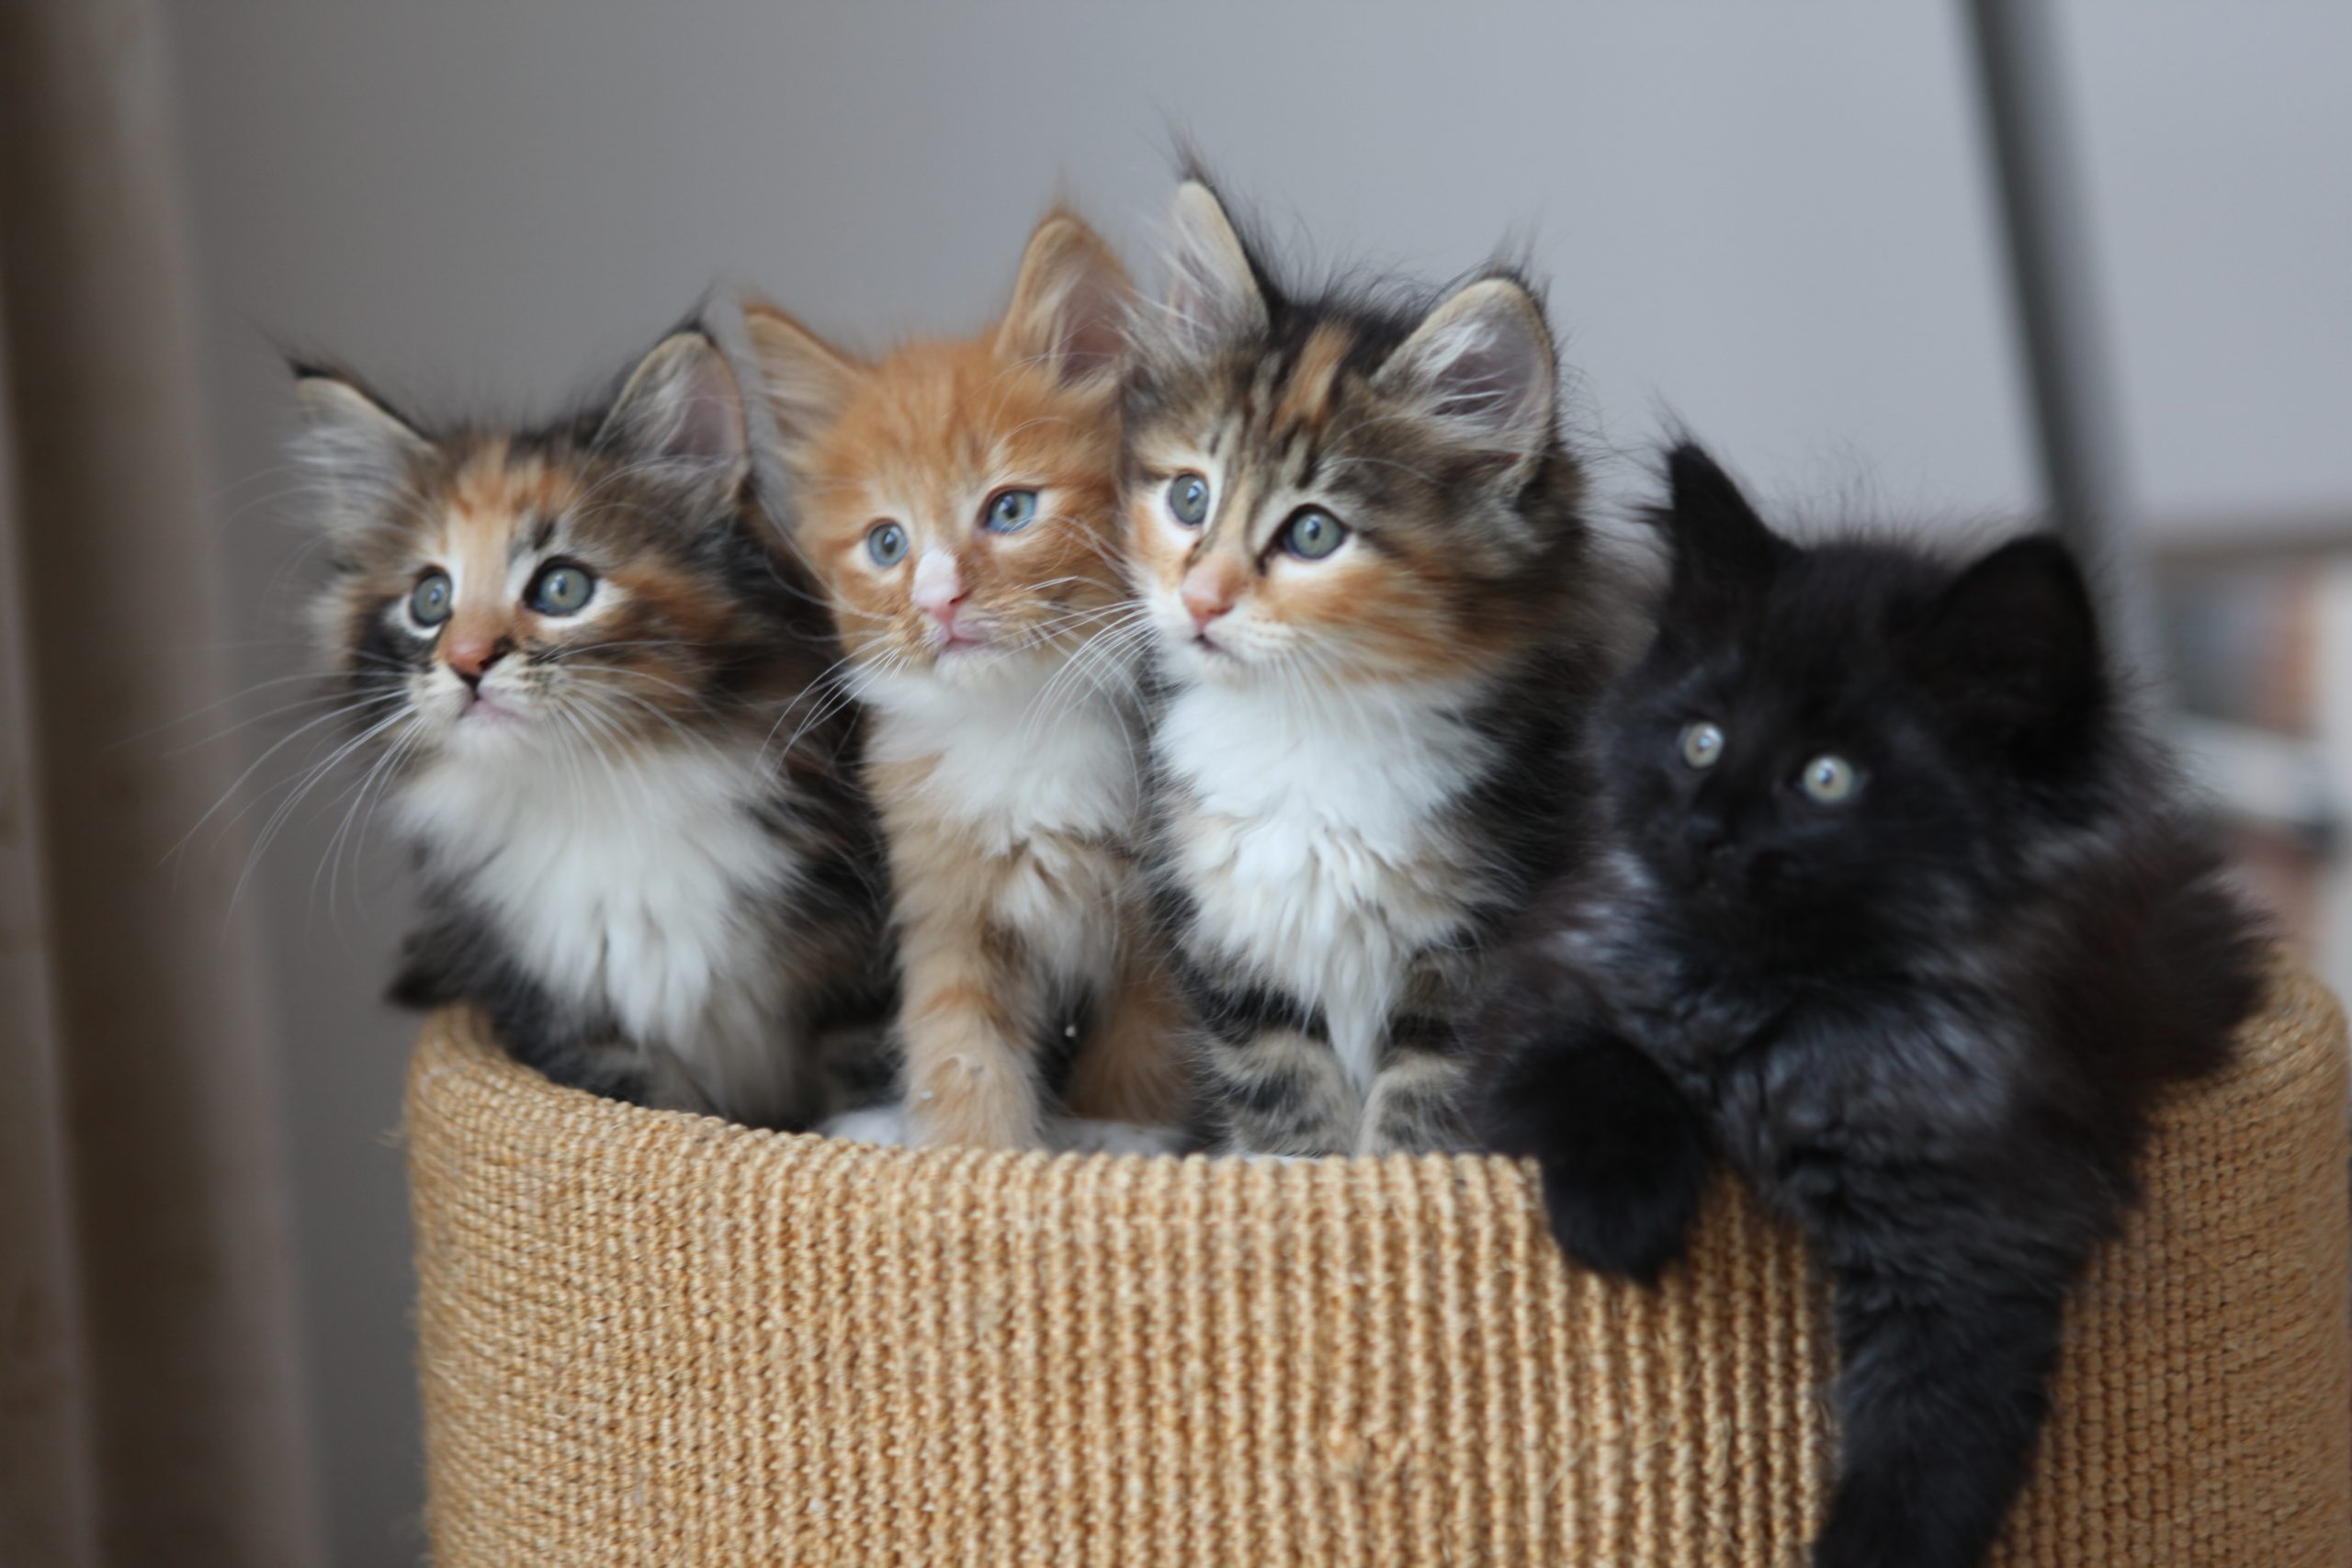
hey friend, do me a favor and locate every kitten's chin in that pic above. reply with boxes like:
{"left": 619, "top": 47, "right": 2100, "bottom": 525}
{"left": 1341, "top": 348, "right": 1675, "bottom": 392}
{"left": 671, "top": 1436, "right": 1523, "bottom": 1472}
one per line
{"left": 1156, "top": 626, "right": 1258, "bottom": 687}
{"left": 929, "top": 639, "right": 1061, "bottom": 693}
{"left": 439, "top": 696, "right": 537, "bottom": 751}
{"left": 854, "top": 642, "right": 1038, "bottom": 704}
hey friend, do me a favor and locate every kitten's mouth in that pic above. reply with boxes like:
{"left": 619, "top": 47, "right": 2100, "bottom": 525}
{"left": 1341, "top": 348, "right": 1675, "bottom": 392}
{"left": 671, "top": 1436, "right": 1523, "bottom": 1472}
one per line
{"left": 458, "top": 691, "right": 523, "bottom": 726}
{"left": 922, "top": 612, "right": 991, "bottom": 656}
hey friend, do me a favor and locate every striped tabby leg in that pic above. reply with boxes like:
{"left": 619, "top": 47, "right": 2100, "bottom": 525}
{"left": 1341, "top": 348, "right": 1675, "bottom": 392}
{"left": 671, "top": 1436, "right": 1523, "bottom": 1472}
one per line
{"left": 1183, "top": 976, "right": 1353, "bottom": 1155}
{"left": 1360, "top": 1036, "right": 1473, "bottom": 1156}
{"left": 1211, "top": 1027, "right": 1358, "bottom": 1156}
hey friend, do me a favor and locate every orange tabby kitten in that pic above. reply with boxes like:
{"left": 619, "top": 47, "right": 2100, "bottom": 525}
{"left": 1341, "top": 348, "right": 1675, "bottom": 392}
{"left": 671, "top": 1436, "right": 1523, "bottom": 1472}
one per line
{"left": 744, "top": 213, "right": 1189, "bottom": 1150}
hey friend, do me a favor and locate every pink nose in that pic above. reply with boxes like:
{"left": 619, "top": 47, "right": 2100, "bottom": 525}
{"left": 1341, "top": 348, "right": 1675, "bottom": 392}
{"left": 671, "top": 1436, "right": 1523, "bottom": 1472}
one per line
{"left": 912, "top": 553, "right": 966, "bottom": 630}
{"left": 922, "top": 596, "right": 969, "bottom": 637}
{"left": 444, "top": 629, "right": 509, "bottom": 686}
{"left": 1181, "top": 570, "right": 1236, "bottom": 633}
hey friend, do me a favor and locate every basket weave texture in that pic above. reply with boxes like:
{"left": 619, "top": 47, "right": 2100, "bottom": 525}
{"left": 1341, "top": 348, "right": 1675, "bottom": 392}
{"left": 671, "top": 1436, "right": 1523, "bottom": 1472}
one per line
{"left": 407, "top": 965, "right": 2352, "bottom": 1566}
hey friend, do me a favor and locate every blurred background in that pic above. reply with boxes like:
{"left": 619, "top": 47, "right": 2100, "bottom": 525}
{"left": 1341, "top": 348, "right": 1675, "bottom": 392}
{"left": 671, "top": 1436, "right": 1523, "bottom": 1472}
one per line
{"left": 3, "top": 2, "right": 2346, "bottom": 1563}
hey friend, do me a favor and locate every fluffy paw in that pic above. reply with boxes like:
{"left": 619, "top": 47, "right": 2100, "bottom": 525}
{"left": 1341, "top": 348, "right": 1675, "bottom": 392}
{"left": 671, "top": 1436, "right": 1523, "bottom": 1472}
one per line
{"left": 818, "top": 1105, "right": 916, "bottom": 1147}
{"left": 1047, "top": 1117, "right": 1188, "bottom": 1157}
{"left": 1538, "top": 1147, "right": 1706, "bottom": 1287}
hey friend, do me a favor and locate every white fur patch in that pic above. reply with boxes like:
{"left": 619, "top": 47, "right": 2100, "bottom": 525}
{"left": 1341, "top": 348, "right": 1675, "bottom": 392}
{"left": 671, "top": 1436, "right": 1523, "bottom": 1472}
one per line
{"left": 1159, "top": 679, "right": 1487, "bottom": 1089}
{"left": 391, "top": 734, "right": 808, "bottom": 1116}
{"left": 859, "top": 662, "right": 1142, "bottom": 985}
{"left": 818, "top": 1104, "right": 916, "bottom": 1146}
{"left": 859, "top": 666, "right": 1142, "bottom": 844}
{"left": 819, "top": 1104, "right": 1184, "bottom": 1157}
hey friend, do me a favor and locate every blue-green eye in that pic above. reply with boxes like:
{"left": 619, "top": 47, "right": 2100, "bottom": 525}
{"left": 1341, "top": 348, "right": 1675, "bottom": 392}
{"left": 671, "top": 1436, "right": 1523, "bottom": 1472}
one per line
{"left": 983, "top": 489, "right": 1038, "bottom": 534}
{"left": 1801, "top": 754, "right": 1860, "bottom": 804}
{"left": 409, "top": 570, "right": 453, "bottom": 626}
{"left": 1279, "top": 507, "right": 1348, "bottom": 561}
{"left": 526, "top": 562, "right": 595, "bottom": 615}
{"left": 866, "top": 521, "right": 908, "bottom": 567}
{"left": 1167, "top": 471, "right": 1210, "bottom": 526}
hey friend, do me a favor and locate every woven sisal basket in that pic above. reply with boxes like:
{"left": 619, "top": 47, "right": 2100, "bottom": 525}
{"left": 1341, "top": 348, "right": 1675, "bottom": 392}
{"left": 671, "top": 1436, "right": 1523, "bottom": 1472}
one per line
{"left": 407, "top": 965, "right": 2352, "bottom": 1566}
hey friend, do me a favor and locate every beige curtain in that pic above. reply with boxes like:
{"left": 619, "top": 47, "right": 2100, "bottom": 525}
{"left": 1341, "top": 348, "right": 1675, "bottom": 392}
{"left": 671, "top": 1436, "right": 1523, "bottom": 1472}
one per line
{"left": 0, "top": 3, "right": 323, "bottom": 1564}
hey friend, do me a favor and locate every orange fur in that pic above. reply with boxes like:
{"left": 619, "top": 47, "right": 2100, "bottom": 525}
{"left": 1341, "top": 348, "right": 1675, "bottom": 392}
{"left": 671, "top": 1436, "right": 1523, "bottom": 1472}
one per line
{"left": 747, "top": 213, "right": 1191, "bottom": 1150}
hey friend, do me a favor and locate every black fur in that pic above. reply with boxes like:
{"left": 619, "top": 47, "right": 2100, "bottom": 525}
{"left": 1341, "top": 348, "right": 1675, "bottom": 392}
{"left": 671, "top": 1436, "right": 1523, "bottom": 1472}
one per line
{"left": 1476, "top": 442, "right": 2264, "bottom": 1568}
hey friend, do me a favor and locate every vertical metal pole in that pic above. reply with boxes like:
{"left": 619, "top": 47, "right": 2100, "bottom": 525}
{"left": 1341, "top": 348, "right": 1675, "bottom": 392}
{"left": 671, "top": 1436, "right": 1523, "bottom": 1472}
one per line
{"left": 1962, "top": 0, "right": 2160, "bottom": 672}
{"left": 2316, "top": 564, "right": 2352, "bottom": 993}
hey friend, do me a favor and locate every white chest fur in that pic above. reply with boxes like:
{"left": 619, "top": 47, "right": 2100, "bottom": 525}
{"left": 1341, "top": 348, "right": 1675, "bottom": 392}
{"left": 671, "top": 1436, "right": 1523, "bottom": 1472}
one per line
{"left": 860, "top": 666, "right": 1143, "bottom": 983}
{"left": 392, "top": 737, "right": 802, "bottom": 1064}
{"left": 862, "top": 670, "right": 1142, "bottom": 849}
{"left": 1158, "top": 680, "right": 1487, "bottom": 1088}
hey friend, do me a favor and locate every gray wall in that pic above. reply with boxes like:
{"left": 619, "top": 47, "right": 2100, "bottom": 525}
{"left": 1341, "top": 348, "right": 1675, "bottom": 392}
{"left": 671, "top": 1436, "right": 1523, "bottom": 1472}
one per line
{"left": 162, "top": 3, "right": 2348, "bottom": 1560}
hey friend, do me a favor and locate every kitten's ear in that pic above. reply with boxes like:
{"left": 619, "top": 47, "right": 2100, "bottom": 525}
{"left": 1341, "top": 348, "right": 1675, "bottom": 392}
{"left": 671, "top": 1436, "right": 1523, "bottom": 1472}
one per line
{"left": 1652, "top": 443, "right": 1787, "bottom": 602}
{"left": 1159, "top": 179, "right": 1267, "bottom": 353}
{"left": 290, "top": 367, "right": 434, "bottom": 530}
{"left": 595, "top": 331, "right": 749, "bottom": 488}
{"left": 1910, "top": 535, "right": 2106, "bottom": 748}
{"left": 741, "top": 303, "right": 862, "bottom": 469}
{"left": 996, "top": 211, "right": 1134, "bottom": 389}
{"left": 1375, "top": 276, "right": 1557, "bottom": 464}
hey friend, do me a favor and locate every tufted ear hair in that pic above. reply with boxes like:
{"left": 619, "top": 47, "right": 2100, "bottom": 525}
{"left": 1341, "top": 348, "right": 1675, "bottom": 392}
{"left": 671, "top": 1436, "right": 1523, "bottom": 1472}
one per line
{"left": 1156, "top": 178, "right": 1268, "bottom": 355}
{"left": 595, "top": 331, "right": 748, "bottom": 477}
{"left": 1907, "top": 534, "right": 2107, "bottom": 762}
{"left": 741, "top": 302, "right": 864, "bottom": 474}
{"left": 1645, "top": 443, "right": 1790, "bottom": 616}
{"left": 1374, "top": 276, "right": 1557, "bottom": 468}
{"left": 995, "top": 210, "right": 1134, "bottom": 389}
{"left": 289, "top": 365, "right": 435, "bottom": 533}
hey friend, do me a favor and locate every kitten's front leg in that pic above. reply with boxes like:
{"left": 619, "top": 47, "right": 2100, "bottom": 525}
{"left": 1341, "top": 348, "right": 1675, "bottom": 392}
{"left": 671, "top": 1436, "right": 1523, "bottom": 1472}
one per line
{"left": 1189, "top": 969, "right": 1358, "bottom": 1156}
{"left": 1476, "top": 1021, "right": 1713, "bottom": 1286}
{"left": 1359, "top": 1021, "right": 1474, "bottom": 1156}
{"left": 898, "top": 913, "right": 1047, "bottom": 1150}
{"left": 1063, "top": 927, "right": 1193, "bottom": 1129}
{"left": 1813, "top": 1245, "right": 2070, "bottom": 1568}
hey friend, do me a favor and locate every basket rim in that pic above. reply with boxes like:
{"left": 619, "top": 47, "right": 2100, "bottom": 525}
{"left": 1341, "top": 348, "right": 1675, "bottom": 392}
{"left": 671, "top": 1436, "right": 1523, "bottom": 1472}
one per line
{"left": 407, "top": 952, "right": 2342, "bottom": 1183}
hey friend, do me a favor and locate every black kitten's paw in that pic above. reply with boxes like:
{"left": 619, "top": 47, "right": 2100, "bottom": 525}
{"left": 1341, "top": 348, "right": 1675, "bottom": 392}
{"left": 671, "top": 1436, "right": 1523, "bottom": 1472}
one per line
{"left": 1485, "top": 1030, "right": 1714, "bottom": 1287}
{"left": 1536, "top": 1122, "right": 1709, "bottom": 1286}
{"left": 1807, "top": 1495, "right": 1902, "bottom": 1568}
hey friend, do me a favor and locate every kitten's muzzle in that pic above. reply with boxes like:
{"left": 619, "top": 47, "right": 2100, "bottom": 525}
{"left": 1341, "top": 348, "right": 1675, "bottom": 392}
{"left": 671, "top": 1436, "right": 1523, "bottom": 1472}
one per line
{"left": 1180, "top": 561, "right": 1239, "bottom": 635}
{"left": 1676, "top": 818, "right": 1790, "bottom": 900}
{"left": 446, "top": 631, "right": 513, "bottom": 690}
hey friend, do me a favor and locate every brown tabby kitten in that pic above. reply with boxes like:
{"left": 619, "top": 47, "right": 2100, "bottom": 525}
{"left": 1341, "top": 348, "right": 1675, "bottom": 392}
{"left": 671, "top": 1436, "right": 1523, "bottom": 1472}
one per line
{"left": 1125, "top": 178, "right": 1626, "bottom": 1156}
{"left": 296, "top": 329, "right": 888, "bottom": 1125}
{"left": 744, "top": 214, "right": 1191, "bottom": 1150}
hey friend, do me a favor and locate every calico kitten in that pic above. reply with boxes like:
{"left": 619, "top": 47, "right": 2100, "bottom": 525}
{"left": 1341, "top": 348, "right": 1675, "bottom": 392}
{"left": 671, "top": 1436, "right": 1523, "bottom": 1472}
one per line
{"left": 295, "top": 329, "right": 888, "bottom": 1126}
{"left": 1125, "top": 178, "right": 1624, "bottom": 1156}
{"left": 1477, "top": 444, "right": 2265, "bottom": 1568}
{"left": 742, "top": 212, "right": 1191, "bottom": 1151}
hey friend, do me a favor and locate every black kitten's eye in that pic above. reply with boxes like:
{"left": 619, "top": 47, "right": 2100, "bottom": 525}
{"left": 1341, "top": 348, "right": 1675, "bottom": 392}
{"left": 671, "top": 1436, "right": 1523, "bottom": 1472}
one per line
{"left": 526, "top": 563, "right": 595, "bottom": 615}
{"left": 1800, "top": 754, "right": 1860, "bottom": 804}
{"left": 1679, "top": 721, "right": 1724, "bottom": 769}
{"left": 1167, "top": 471, "right": 1210, "bottom": 526}
{"left": 1279, "top": 507, "right": 1348, "bottom": 561}
{"left": 409, "top": 570, "right": 453, "bottom": 627}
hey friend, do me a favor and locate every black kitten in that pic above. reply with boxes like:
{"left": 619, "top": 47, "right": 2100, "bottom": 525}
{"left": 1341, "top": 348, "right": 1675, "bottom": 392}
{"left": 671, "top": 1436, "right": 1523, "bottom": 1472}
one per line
{"left": 1476, "top": 444, "right": 2264, "bottom": 1568}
